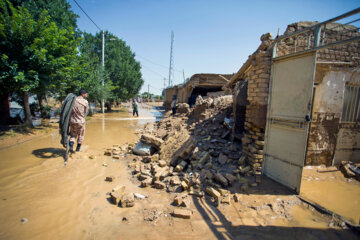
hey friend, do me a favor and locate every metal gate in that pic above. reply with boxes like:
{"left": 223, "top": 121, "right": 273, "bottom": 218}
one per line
{"left": 263, "top": 52, "right": 316, "bottom": 193}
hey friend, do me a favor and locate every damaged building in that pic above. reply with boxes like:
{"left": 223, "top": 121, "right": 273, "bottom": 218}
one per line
{"left": 227, "top": 21, "right": 360, "bottom": 179}
{"left": 164, "top": 73, "right": 233, "bottom": 110}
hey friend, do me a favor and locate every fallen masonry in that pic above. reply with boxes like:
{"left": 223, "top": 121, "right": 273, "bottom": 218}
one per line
{"left": 102, "top": 95, "right": 358, "bottom": 228}
{"left": 103, "top": 95, "right": 262, "bottom": 216}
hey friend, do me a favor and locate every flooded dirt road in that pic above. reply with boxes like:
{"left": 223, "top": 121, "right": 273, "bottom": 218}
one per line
{"left": 0, "top": 105, "right": 358, "bottom": 240}
{"left": 301, "top": 166, "right": 360, "bottom": 224}
{"left": 0, "top": 106, "right": 156, "bottom": 240}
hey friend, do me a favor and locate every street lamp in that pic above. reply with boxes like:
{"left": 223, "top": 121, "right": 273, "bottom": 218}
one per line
{"left": 101, "top": 31, "right": 116, "bottom": 114}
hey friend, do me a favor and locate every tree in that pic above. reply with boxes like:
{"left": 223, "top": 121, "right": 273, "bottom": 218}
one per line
{"left": 10, "top": 0, "right": 78, "bottom": 30}
{"left": 10, "top": 0, "right": 79, "bottom": 109}
{"left": 79, "top": 31, "right": 144, "bottom": 107}
{"left": 0, "top": 1, "right": 80, "bottom": 127}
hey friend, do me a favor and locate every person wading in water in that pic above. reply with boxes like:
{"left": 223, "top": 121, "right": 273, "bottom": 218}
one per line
{"left": 69, "top": 89, "right": 89, "bottom": 153}
{"left": 132, "top": 98, "right": 139, "bottom": 117}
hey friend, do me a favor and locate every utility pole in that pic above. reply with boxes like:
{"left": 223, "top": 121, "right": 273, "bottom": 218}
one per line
{"left": 183, "top": 69, "right": 186, "bottom": 83}
{"left": 101, "top": 30, "right": 105, "bottom": 114}
{"left": 148, "top": 84, "right": 150, "bottom": 102}
{"left": 168, "top": 31, "right": 174, "bottom": 87}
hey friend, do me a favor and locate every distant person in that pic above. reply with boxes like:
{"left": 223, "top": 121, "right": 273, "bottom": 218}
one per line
{"left": 171, "top": 96, "right": 177, "bottom": 115}
{"left": 69, "top": 89, "right": 89, "bottom": 153}
{"left": 132, "top": 98, "right": 139, "bottom": 117}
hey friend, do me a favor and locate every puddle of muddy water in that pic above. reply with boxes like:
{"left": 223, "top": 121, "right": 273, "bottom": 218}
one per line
{"left": 301, "top": 167, "right": 360, "bottom": 224}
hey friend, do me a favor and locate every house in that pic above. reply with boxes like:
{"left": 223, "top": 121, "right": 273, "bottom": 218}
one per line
{"left": 227, "top": 21, "right": 360, "bottom": 179}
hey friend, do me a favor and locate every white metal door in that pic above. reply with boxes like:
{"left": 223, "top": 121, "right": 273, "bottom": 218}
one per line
{"left": 263, "top": 52, "right": 316, "bottom": 193}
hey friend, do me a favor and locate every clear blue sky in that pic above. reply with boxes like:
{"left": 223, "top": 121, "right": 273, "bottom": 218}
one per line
{"left": 69, "top": 0, "right": 359, "bottom": 95}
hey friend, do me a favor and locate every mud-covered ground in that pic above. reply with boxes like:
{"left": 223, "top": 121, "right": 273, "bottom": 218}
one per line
{"left": 0, "top": 104, "right": 358, "bottom": 240}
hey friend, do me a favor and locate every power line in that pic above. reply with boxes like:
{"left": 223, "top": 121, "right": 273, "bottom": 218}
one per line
{"left": 136, "top": 54, "right": 182, "bottom": 73}
{"left": 141, "top": 64, "right": 168, "bottom": 79}
{"left": 72, "top": 0, "right": 102, "bottom": 31}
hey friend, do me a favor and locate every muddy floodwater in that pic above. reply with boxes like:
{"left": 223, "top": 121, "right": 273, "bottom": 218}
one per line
{"left": 0, "top": 105, "right": 358, "bottom": 240}
{"left": 0, "top": 107, "right": 155, "bottom": 239}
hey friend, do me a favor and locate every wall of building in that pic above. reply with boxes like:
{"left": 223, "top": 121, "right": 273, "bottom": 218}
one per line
{"left": 176, "top": 74, "right": 231, "bottom": 106}
{"left": 240, "top": 33, "right": 273, "bottom": 175}
{"left": 334, "top": 68, "right": 360, "bottom": 165}
{"left": 306, "top": 65, "right": 349, "bottom": 165}
{"left": 233, "top": 21, "right": 360, "bottom": 173}
{"left": 164, "top": 87, "right": 178, "bottom": 111}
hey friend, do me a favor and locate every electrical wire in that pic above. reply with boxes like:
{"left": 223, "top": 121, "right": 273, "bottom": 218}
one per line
{"left": 72, "top": 0, "right": 102, "bottom": 31}
{"left": 140, "top": 64, "right": 168, "bottom": 79}
{"left": 136, "top": 54, "right": 182, "bottom": 73}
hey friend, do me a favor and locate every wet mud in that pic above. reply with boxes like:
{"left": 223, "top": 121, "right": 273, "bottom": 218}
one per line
{"left": 0, "top": 106, "right": 358, "bottom": 240}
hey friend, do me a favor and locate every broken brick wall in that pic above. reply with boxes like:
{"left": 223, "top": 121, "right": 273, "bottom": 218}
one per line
{"left": 240, "top": 33, "right": 273, "bottom": 175}
{"left": 164, "top": 87, "right": 178, "bottom": 111}
{"left": 237, "top": 21, "right": 360, "bottom": 171}
{"left": 279, "top": 21, "right": 360, "bottom": 64}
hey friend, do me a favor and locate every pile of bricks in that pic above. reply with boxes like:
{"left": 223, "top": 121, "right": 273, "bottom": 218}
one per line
{"left": 241, "top": 121, "right": 265, "bottom": 176}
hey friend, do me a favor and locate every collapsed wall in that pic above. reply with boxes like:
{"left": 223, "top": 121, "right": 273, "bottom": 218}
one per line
{"left": 234, "top": 33, "right": 274, "bottom": 175}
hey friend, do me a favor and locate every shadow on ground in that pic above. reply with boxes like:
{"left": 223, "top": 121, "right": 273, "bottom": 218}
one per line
{"left": 192, "top": 194, "right": 359, "bottom": 240}
{"left": 32, "top": 148, "right": 66, "bottom": 159}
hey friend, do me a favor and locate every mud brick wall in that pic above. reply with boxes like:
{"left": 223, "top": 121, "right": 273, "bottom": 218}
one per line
{"left": 242, "top": 122, "right": 265, "bottom": 175}
{"left": 237, "top": 21, "right": 360, "bottom": 171}
{"left": 278, "top": 21, "right": 360, "bottom": 64}
{"left": 240, "top": 33, "right": 273, "bottom": 175}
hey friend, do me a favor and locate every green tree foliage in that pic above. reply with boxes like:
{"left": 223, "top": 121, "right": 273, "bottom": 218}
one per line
{"left": 10, "top": 0, "right": 78, "bottom": 30}
{"left": 80, "top": 31, "right": 143, "bottom": 103}
{"left": 0, "top": 0, "right": 80, "bottom": 127}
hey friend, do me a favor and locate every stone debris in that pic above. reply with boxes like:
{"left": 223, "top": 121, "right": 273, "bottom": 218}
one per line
{"left": 120, "top": 193, "right": 135, "bottom": 208}
{"left": 140, "top": 134, "right": 164, "bottom": 150}
{"left": 105, "top": 176, "right": 115, "bottom": 182}
{"left": 109, "top": 185, "right": 136, "bottom": 208}
{"left": 206, "top": 187, "right": 221, "bottom": 199}
{"left": 105, "top": 95, "right": 264, "bottom": 210}
{"left": 172, "top": 208, "right": 192, "bottom": 219}
{"left": 220, "top": 194, "right": 231, "bottom": 205}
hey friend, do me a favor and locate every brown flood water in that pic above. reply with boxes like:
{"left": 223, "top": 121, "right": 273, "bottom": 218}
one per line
{"left": 0, "top": 107, "right": 157, "bottom": 240}
{"left": 301, "top": 166, "right": 360, "bottom": 224}
{"left": 0, "top": 105, "right": 358, "bottom": 240}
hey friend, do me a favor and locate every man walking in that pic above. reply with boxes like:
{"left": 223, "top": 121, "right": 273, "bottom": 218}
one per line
{"left": 69, "top": 89, "right": 89, "bottom": 153}
{"left": 132, "top": 98, "right": 139, "bottom": 117}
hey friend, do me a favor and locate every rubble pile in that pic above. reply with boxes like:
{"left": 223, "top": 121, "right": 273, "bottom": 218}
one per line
{"left": 104, "top": 95, "right": 264, "bottom": 218}
{"left": 109, "top": 185, "right": 147, "bottom": 208}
